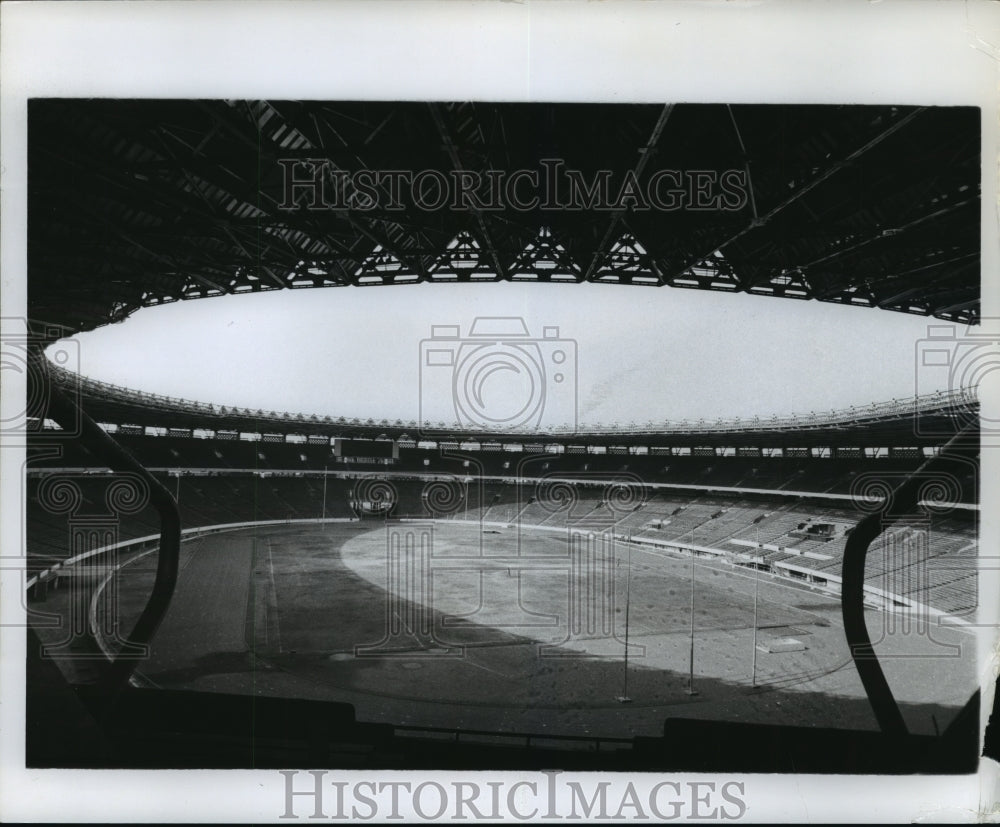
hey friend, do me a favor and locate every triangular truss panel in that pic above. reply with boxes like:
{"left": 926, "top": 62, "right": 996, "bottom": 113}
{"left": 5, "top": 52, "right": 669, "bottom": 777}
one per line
{"left": 817, "top": 283, "right": 876, "bottom": 309}
{"left": 286, "top": 261, "right": 354, "bottom": 289}
{"left": 747, "top": 267, "right": 812, "bottom": 299}
{"left": 666, "top": 250, "right": 740, "bottom": 292}
{"left": 227, "top": 266, "right": 282, "bottom": 295}
{"left": 140, "top": 289, "right": 180, "bottom": 309}
{"left": 353, "top": 244, "right": 415, "bottom": 285}
{"left": 935, "top": 303, "right": 979, "bottom": 326}
{"left": 874, "top": 282, "right": 977, "bottom": 322}
{"left": 428, "top": 232, "right": 498, "bottom": 281}
{"left": 179, "top": 275, "right": 226, "bottom": 300}
{"left": 591, "top": 233, "right": 662, "bottom": 285}
{"left": 508, "top": 227, "right": 582, "bottom": 282}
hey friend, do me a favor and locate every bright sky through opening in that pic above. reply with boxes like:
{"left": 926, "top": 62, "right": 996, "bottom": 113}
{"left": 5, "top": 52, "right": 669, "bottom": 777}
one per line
{"left": 58, "top": 282, "right": 950, "bottom": 428}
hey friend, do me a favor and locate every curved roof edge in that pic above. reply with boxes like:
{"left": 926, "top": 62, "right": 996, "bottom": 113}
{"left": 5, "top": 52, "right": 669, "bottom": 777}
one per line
{"left": 46, "top": 362, "right": 977, "bottom": 446}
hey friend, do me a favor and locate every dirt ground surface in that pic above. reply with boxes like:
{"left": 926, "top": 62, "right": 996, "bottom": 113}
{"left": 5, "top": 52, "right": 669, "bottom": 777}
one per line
{"left": 85, "top": 520, "right": 977, "bottom": 741}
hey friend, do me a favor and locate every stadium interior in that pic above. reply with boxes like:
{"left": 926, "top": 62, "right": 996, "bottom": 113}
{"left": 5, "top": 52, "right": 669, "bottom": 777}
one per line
{"left": 18, "top": 100, "right": 991, "bottom": 772}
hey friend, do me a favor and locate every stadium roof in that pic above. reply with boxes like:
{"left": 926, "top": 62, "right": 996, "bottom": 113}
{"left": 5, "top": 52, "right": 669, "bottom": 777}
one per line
{"left": 29, "top": 101, "right": 980, "bottom": 337}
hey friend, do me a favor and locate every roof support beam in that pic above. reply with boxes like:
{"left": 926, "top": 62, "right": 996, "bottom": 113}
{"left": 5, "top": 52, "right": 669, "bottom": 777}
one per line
{"left": 674, "top": 107, "right": 926, "bottom": 277}
{"left": 799, "top": 196, "right": 977, "bottom": 271}
{"left": 583, "top": 104, "right": 674, "bottom": 281}
{"left": 428, "top": 103, "right": 505, "bottom": 277}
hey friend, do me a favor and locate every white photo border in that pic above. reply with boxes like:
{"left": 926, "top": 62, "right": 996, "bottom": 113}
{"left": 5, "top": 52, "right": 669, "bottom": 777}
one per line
{"left": 2, "top": 0, "right": 998, "bottom": 822}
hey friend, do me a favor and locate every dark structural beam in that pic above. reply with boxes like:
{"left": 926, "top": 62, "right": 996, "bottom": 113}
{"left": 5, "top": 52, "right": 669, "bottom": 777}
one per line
{"left": 36, "top": 352, "right": 181, "bottom": 713}
{"left": 840, "top": 426, "right": 976, "bottom": 737}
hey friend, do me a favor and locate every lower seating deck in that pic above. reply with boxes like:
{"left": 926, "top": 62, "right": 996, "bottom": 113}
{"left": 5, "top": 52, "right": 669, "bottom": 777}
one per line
{"left": 25, "top": 466, "right": 978, "bottom": 617}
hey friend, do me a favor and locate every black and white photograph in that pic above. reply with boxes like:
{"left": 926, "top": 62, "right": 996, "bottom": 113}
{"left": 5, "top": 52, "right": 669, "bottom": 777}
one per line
{"left": 2, "top": 1, "right": 998, "bottom": 823}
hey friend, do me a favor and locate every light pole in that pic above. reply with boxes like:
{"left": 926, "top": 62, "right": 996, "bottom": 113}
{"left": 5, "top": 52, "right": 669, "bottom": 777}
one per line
{"left": 681, "top": 519, "right": 701, "bottom": 697}
{"left": 321, "top": 465, "right": 327, "bottom": 523}
{"left": 752, "top": 521, "right": 760, "bottom": 687}
{"left": 686, "top": 553, "right": 698, "bottom": 696}
{"left": 683, "top": 508, "right": 722, "bottom": 697}
{"left": 617, "top": 531, "right": 633, "bottom": 704}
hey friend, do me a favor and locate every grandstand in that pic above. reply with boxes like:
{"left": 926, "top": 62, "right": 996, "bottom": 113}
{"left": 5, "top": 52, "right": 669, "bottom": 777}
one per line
{"left": 16, "top": 100, "right": 984, "bottom": 772}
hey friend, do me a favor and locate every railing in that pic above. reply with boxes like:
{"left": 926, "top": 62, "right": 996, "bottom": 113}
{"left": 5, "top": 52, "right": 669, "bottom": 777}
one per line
{"left": 48, "top": 361, "right": 978, "bottom": 437}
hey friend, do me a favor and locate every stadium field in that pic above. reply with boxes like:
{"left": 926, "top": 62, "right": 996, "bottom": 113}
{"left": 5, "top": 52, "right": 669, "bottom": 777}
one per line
{"left": 92, "top": 521, "right": 977, "bottom": 740}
